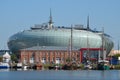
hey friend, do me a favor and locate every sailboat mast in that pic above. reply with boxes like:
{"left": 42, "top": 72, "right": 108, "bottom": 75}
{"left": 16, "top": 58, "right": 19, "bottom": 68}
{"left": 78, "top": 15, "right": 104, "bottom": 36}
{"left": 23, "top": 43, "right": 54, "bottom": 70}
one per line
{"left": 70, "top": 25, "right": 73, "bottom": 61}
{"left": 102, "top": 27, "right": 105, "bottom": 61}
{"left": 87, "top": 15, "right": 90, "bottom": 61}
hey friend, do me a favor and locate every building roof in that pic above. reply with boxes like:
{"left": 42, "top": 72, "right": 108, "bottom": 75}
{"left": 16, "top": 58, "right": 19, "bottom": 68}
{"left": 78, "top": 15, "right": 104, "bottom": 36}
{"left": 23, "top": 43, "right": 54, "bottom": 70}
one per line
{"left": 20, "top": 46, "right": 79, "bottom": 51}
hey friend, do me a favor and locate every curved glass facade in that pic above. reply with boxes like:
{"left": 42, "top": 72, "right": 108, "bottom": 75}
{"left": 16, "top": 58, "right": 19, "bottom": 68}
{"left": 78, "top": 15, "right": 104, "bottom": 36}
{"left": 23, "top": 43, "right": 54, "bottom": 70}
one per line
{"left": 7, "top": 28, "right": 113, "bottom": 54}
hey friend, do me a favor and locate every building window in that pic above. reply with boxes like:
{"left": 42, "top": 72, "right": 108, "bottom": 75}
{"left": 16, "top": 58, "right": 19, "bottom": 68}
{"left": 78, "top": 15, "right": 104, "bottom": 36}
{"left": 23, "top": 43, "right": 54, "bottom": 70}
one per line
{"left": 41, "top": 57, "right": 46, "bottom": 64}
{"left": 55, "top": 57, "right": 61, "bottom": 64}
{"left": 30, "top": 52, "right": 35, "bottom": 64}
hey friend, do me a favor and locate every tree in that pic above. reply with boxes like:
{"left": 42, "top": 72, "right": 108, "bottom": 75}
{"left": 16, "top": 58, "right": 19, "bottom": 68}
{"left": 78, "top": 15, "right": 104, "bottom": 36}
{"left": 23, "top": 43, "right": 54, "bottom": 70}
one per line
{"left": 113, "top": 54, "right": 120, "bottom": 59}
{"left": 11, "top": 53, "right": 18, "bottom": 63}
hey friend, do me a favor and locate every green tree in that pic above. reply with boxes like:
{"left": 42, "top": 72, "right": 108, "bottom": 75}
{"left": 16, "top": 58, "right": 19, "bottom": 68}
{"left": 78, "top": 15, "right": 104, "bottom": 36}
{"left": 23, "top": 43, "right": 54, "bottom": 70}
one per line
{"left": 113, "top": 54, "right": 120, "bottom": 58}
{"left": 11, "top": 53, "right": 18, "bottom": 63}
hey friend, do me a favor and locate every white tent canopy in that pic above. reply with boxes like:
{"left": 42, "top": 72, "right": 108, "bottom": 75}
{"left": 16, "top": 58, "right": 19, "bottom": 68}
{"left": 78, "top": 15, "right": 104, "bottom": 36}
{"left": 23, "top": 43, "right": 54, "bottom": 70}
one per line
{"left": 2, "top": 52, "right": 11, "bottom": 63}
{"left": 3, "top": 52, "right": 11, "bottom": 58}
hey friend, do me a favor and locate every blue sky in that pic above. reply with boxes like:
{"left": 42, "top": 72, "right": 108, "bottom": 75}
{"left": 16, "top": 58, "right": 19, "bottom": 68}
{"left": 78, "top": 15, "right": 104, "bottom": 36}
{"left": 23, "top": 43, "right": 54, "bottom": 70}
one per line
{"left": 0, "top": 0, "right": 120, "bottom": 49}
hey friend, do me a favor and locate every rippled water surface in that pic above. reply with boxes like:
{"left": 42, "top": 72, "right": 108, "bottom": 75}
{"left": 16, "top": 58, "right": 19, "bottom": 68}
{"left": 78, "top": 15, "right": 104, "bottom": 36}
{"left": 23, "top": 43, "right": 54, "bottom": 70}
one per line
{"left": 0, "top": 70, "right": 120, "bottom": 80}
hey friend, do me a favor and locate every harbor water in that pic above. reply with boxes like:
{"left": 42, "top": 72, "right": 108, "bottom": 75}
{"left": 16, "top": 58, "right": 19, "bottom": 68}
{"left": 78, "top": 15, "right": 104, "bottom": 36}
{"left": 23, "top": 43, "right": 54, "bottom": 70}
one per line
{"left": 0, "top": 70, "right": 120, "bottom": 80}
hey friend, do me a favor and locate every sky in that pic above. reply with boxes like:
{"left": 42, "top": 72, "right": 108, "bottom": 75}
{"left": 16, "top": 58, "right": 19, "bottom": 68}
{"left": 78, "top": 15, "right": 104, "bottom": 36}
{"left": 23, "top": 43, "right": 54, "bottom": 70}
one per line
{"left": 0, "top": 0, "right": 120, "bottom": 50}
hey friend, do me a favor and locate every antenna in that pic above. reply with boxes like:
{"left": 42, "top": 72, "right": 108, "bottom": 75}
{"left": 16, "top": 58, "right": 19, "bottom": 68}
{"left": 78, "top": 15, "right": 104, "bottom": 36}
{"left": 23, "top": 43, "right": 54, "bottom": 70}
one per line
{"left": 48, "top": 8, "right": 53, "bottom": 29}
{"left": 87, "top": 15, "right": 89, "bottom": 30}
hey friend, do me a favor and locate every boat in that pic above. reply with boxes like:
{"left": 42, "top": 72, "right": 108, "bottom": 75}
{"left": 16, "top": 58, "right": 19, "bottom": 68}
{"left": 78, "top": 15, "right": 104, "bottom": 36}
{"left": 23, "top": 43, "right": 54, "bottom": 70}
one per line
{"left": 0, "top": 62, "right": 10, "bottom": 69}
{"left": 17, "top": 63, "right": 22, "bottom": 69}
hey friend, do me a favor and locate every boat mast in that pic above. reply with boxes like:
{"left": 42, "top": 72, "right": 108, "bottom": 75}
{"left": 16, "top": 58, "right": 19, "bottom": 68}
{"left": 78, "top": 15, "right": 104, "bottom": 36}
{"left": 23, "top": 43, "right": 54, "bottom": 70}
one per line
{"left": 87, "top": 15, "right": 90, "bottom": 62}
{"left": 70, "top": 25, "right": 73, "bottom": 62}
{"left": 102, "top": 27, "right": 106, "bottom": 61}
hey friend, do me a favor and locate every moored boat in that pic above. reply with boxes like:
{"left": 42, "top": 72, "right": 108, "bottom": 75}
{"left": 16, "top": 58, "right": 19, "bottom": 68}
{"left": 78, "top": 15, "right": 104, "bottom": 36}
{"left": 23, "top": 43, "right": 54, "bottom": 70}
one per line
{"left": 0, "top": 62, "right": 10, "bottom": 69}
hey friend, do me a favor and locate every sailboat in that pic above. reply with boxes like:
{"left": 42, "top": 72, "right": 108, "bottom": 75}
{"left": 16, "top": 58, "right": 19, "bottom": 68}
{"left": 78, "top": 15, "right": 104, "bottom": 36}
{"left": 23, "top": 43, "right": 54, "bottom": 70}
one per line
{"left": 97, "top": 27, "right": 110, "bottom": 70}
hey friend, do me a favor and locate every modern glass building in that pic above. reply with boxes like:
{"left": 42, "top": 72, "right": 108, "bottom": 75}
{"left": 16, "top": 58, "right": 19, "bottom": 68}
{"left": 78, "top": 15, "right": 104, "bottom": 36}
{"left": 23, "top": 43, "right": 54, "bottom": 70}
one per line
{"left": 7, "top": 24, "right": 113, "bottom": 55}
{"left": 7, "top": 14, "right": 114, "bottom": 56}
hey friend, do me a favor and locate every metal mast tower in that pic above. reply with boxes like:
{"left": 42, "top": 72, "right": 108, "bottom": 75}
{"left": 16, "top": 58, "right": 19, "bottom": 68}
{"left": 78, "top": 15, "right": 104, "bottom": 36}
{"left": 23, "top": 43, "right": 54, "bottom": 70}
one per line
{"left": 102, "top": 27, "right": 106, "bottom": 61}
{"left": 87, "top": 15, "right": 90, "bottom": 62}
{"left": 48, "top": 9, "right": 53, "bottom": 29}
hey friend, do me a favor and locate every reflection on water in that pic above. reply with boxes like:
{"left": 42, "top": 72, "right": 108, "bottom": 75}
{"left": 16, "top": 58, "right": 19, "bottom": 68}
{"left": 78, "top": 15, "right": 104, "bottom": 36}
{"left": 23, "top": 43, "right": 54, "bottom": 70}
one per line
{"left": 0, "top": 70, "right": 120, "bottom": 80}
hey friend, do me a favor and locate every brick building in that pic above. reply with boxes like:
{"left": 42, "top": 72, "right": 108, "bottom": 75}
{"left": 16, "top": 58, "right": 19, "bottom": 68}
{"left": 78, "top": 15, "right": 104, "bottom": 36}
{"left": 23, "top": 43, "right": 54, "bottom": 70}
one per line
{"left": 20, "top": 46, "right": 81, "bottom": 64}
